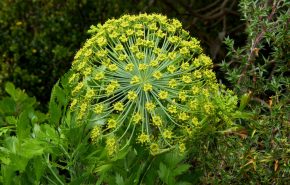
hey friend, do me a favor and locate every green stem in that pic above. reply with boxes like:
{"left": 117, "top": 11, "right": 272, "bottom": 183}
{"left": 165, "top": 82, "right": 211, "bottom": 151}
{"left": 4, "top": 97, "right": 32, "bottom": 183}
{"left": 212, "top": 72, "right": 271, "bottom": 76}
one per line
{"left": 46, "top": 154, "right": 65, "bottom": 185}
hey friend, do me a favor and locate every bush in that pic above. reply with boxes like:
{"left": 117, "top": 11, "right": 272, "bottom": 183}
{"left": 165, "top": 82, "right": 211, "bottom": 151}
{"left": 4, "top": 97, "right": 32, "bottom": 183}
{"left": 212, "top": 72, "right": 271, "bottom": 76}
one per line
{"left": 206, "top": 0, "right": 290, "bottom": 183}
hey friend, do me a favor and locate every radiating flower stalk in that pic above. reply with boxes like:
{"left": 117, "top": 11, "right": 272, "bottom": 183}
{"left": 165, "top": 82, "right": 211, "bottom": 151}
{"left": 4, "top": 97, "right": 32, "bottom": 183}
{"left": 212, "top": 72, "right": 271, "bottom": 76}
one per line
{"left": 68, "top": 14, "right": 238, "bottom": 156}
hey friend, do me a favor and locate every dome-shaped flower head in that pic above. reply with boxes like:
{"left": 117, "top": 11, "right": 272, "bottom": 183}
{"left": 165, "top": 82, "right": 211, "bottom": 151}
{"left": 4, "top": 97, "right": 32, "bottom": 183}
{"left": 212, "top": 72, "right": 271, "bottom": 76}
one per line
{"left": 68, "top": 14, "right": 235, "bottom": 155}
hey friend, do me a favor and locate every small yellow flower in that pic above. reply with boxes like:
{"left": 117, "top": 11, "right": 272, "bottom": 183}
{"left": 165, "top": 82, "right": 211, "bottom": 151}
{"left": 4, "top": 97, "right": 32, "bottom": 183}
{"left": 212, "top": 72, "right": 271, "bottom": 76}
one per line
{"left": 120, "top": 35, "right": 128, "bottom": 42}
{"left": 191, "top": 117, "right": 199, "bottom": 126}
{"left": 125, "top": 63, "right": 134, "bottom": 71}
{"left": 150, "top": 143, "right": 159, "bottom": 154}
{"left": 138, "top": 63, "right": 148, "bottom": 70}
{"left": 137, "top": 133, "right": 150, "bottom": 144}
{"left": 106, "top": 137, "right": 117, "bottom": 156}
{"left": 70, "top": 99, "right": 77, "bottom": 109}
{"left": 168, "top": 79, "right": 177, "bottom": 88}
{"left": 143, "top": 83, "right": 153, "bottom": 91}
{"left": 108, "top": 63, "right": 118, "bottom": 71}
{"left": 204, "top": 102, "right": 214, "bottom": 114}
{"left": 179, "top": 143, "right": 186, "bottom": 153}
{"left": 76, "top": 61, "right": 86, "bottom": 71}
{"left": 130, "top": 45, "right": 139, "bottom": 53}
{"left": 203, "top": 70, "right": 216, "bottom": 80}
{"left": 157, "top": 53, "right": 167, "bottom": 61}
{"left": 148, "top": 23, "right": 158, "bottom": 31}
{"left": 102, "top": 58, "right": 111, "bottom": 67}
{"left": 172, "top": 19, "right": 182, "bottom": 28}
{"left": 110, "top": 80, "right": 120, "bottom": 88}
{"left": 94, "top": 104, "right": 104, "bottom": 114}
{"left": 106, "top": 84, "right": 115, "bottom": 95}
{"left": 118, "top": 54, "right": 127, "bottom": 61}
{"left": 109, "top": 31, "right": 119, "bottom": 39}
{"left": 189, "top": 100, "right": 197, "bottom": 110}
{"left": 96, "top": 50, "right": 108, "bottom": 58}
{"left": 131, "top": 75, "right": 140, "bottom": 84}
{"left": 69, "top": 73, "right": 78, "bottom": 84}
{"left": 168, "top": 36, "right": 179, "bottom": 44}
{"left": 179, "top": 91, "right": 187, "bottom": 101}
{"left": 152, "top": 115, "right": 162, "bottom": 126}
{"left": 114, "top": 102, "right": 124, "bottom": 111}
{"left": 136, "top": 52, "right": 145, "bottom": 60}
{"left": 97, "top": 37, "right": 107, "bottom": 47}
{"left": 158, "top": 90, "right": 168, "bottom": 99}
{"left": 94, "top": 72, "right": 105, "bottom": 80}
{"left": 132, "top": 112, "right": 142, "bottom": 124}
{"left": 72, "top": 82, "right": 84, "bottom": 95}
{"left": 181, "top": 62, "right": 190, "bottom": 70}
{"left": 150, "top": 59, "right": 159, "bottom": 67}
{"left": 178, "top": 112, "right": 189, "bottom": 121}
{"left": 156, "top": 29, "right": 165, "bottom": 38}
{"left": 134, "top": 23, "right": 143, "bottom": 29}
{"left": 168, "top": 52, "right": 177, "bottom": 60}
{"left": 193, "top": 70, "right": 202, "bottom": 79}
{"left": 153, "top": 71, "right": 162, "bottom": 80}
{"left": 163, "top": 129, "right": 173, "bottom": 139}
{"left": 145, "top": 102, "right": 155, "bottom": 111}
{"left": 91, "top": 126, "right": 101, "bottom": 143}
{"left": 107, "top": 118, "right": 117, "bottom": 129}
{"left": 85, "top": 49, "right": 93, "bottom": 57}
{"left": 191, "top": 86, "right": 200, "bottom": 95}
{"left": 179, "top": 47, "right": 190, "bottom": 55}
{"left": 126, "top": 29, "right": 134, "bottom": 36}
{"left": 127, "top": 91, "right": 138, "bottom": 101}
{"left": 83, "top": 67, "right": 92, "bottom": 77}
{"left": 85, "top": 89, "right": 94, "bottom": 100}
{"left": 168, "top": 104, "right": 177, "bottom": 114}
{"left": 153, "top": 48, "right": 161, "bottom": 54}
{"left": 136, "top": 30, "right": 143, "bottom": 37}
{"left": 115, "top": 44, "right": 124, "bottom": 51}
{"left": 182, "top": 75, "right": 192, "bottom": 83}
{"left": 167, "top": 65, "right": 176, "bottom": 74}
{"left": 121, "top": 21, "right": 129, "bottom": 28}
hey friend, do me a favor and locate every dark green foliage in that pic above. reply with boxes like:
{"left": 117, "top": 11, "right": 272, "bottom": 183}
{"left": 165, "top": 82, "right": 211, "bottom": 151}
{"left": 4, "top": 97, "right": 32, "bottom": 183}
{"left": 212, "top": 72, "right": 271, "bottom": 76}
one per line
{"left": 0, "top": 83, "right": 48, "bottom": 184}
{"left": 0, "top": 0, "right": 134, "bottom": 104}
{"left": 209, "top": 0, "right": 290, "bottom": 183}
{"left": 0, "top": 0, "right": 242, "bottom": 107}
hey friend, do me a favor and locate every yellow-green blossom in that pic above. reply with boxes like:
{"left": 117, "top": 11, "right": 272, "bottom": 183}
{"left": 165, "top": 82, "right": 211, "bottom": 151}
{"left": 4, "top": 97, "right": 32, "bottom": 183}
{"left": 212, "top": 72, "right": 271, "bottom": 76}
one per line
{"left": 138, "top": 133, "right": 150, "bottom": 144}
{"left": 127, "top": 91, "right": 138, "bottom": 101}
{"left": 158, "top": 90, "right": 168, "bottom": 99}
{"left": 145, "top": 102, "right": 155, "bottom": 111}
{"left": 114, "top": 102, "right": 124, "bottom": 111}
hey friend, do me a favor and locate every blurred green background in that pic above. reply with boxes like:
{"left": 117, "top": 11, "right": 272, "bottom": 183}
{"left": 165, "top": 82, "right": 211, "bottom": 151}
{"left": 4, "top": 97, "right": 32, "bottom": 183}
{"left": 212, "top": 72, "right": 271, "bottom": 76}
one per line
{"left": 0, "top": 0, "right": 244, "bottom": 106}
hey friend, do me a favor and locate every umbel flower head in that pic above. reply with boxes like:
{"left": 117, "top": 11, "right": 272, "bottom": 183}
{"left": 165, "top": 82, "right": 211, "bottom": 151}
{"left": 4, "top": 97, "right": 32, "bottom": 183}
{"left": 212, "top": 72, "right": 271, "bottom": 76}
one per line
{"left": 68, "top": 14, "right": 238, "bottom": 155}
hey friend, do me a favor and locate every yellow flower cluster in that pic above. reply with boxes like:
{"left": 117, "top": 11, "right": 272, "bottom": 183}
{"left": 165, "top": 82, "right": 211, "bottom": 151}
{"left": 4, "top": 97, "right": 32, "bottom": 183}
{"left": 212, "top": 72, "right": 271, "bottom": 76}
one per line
{"left": 67, "top": 13, "right": 237, "bottom": 156}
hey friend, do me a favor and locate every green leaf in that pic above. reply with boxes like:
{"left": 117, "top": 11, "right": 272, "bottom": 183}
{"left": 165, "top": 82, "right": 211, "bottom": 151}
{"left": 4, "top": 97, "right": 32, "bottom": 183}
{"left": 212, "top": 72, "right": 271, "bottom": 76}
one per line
{"left": 21, "top": 139, "right": 45, "bottom": 158}
{"left": 16, "top": 110, "right": 32, "bottom": 141}
{"left": 4, "top": 82, "right": 16, "bottom": 99}
{"left": 4, "top": 116, "right": 17, "bottom": 125}
{"left": 49, "top": 81, "right": 68, "bottom": 127}
{"left": 95, "top": 163, "right": 113, "bottom": 173}
{"left": 115, "top": 173, "right": 125, "bottom": 185}
{"left": 173, "top": 164, "right": 191, "bottom": 176}
{"left": 0, "top": 127, "right": 11, "bottom": 137}
{"left": 239, "top": 92, "right": 251, "bottom": 111}
{"left": 0, "top": 98, "right": 16, "bottom": 114}
{"left": 5, "top": 82, "right": 28, "bottom": 102}
{"left": 158, "top": 162, "right": 174, "bottom": 185}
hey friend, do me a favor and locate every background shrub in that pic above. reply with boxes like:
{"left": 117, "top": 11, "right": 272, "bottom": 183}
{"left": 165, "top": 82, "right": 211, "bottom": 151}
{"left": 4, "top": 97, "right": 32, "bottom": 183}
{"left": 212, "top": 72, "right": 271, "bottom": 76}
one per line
{"left": 0, "top": 0, "right": 243, "bottom": 107}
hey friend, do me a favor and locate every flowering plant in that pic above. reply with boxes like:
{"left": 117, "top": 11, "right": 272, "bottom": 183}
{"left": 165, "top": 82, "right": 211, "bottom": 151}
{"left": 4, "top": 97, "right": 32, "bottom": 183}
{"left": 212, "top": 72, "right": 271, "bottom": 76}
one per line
{"left": 68, "top": 14, "right": 238, "bottom": 155}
